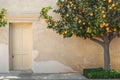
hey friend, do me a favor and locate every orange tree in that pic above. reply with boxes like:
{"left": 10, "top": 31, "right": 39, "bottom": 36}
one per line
{"left": 40, "top": 0, "right": 120, "bottom": 70}
{"left": 0, "top": 8, "right": 7, "bottom": 27}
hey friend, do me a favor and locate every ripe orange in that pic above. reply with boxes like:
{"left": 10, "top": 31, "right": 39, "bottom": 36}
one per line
{"left": 54, "top": 23, "right": 58, "bottom": 27}
{"left": 78, "top": 20, "right": 82, "bottom": 23}
{"left": 114, "top": 28, "right": 117, "bottom": 31}
{"left": 64, "top": 30, "right": 68, "bottom": 34}
{"left": 45, "top": 19, "right": 48, "bottom": 23}
{"left": 108, "top": 0, "right": 112, "bottom": 3}
{"left": 82, "top": 8, "right": 85, "bottom": 13}
{"left": 100, "top": 24, "right": 104, "bottom": 28}
{"left": 83, "top": 22, "right": 86, "bottom": 25}
{"left": 102, "top": 10, "right": 105, "bottom": 14}
{"left": 76, "top": 17, "right": 78, "bottom": 20}
{"left": 103, "top": 22, "right": 106, "bottom": 26}
{"left": 106, "top": 27, "right": 110, "bottom": 31}
{"left": 103, "top": 14, "right": 106, "bottom": 18}
{"left": 105, "top": 23, "right": 109, "bottom": 27}
{"left": 90, "top": 13, "right": 94, "bottom": 16}
{"left": 112, "top": 4, "right": 116, "bottom": 7}
{"left": 66, "top": 14, "right": 69, "bottom": 17}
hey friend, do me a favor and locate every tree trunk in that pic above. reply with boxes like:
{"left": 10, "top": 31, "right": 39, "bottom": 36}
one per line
{"left": 103, "top": 38, "right": 111, "bottom": 70}
{"left": 91, "top": 36, "right": 112, "bottom": 70}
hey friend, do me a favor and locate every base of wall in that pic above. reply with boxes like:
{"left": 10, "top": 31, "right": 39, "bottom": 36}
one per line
{"left": 32, "top": 61, "right": 75, "bottom": 73}
{"left": 9, "top": 70, "right": 33, "bottom": 74}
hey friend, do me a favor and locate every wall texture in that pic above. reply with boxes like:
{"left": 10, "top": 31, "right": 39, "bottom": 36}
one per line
{"left": 0, "top": 24, "right": 9, "bottom": 73}
{"left": 0, "top": 0, "right": 120, "bottom": 73}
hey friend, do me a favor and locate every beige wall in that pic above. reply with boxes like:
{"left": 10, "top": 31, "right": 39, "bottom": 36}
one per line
{"left": 0, "top": 24, "right": 9, "bottom": 73}
{"left": 0, "top": 0, "right": 120, "bottom": 73}
{"left": 33, "top": 20, "right": 104, "bottom": 73}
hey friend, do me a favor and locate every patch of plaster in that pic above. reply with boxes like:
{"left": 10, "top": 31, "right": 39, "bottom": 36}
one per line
{"left": 0, "top": 44, "right": 9, "bottom": 73}
{"left": 32, "top": 60, "right": 75, "bottom": 73}
{"left": 32, "top": 50, "right": 75, "bottom": 73}
{"left": 32, "top": 50, "right": 39, "bottom": 61}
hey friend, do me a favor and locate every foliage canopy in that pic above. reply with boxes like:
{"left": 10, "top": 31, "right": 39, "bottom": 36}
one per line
{"left": 0, "top": 8, "right": 7, "bottom": 27}
{"left": 40, "top": 0, "right": 120, "bottom": 70}
{"left": 40, "top": 0, "right": 120, "bottom": 39}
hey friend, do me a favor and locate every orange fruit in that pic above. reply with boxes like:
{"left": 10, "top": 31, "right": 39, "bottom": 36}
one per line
{"left": 54, "top": 23, "right": 58, "bottom": 27}
{"left": 80, "top": 27, "right": 82, "bottom": 29}
{"left": 82, "top": 8, "right": 85, "bottom": 13}
{"left": 103, "top": 14, "right": 106, "bottom": 18}
{"left": 100, "top": 24, "right": 104, "bottom": 28}
{"left": 83, "top": 22, "right": 86, "bottom": 25}
{"left": 64, "top": 30, "right": 68, "bottom": 34}
{"left": 74, "top": 7, "right": 76, "bottom": 10}
{"left": 102, "top": 10, "right": 105, "bottom": 14}
{"left": 112, "top": 4, "right": 116, "bottom": 7}
{"left": 60, "top": 4, "right": 64, "bottom": 7}
{"left": 76, "top": 17, "right": 78, "bottom": 20}
{"left": 78, "top": 20, "right": 82, "bottom": 23}
{"left": 71, "top": 3, "right": 73, "bottom": 6}
{"left": 66, "top": 14, "right": 69, "bottom": 17}
{"left": 108, "top": 0, "right": 112, "bottom": 3}
{"left": 106, "top": 27, "right": 110, "bottom": 31}
{"left": 105, "top": 23, "right": 109, "bottom": 27}
{"left": 114, "top": 7, "right": 117, "bottom": 10}
{"left": 90, "top": 13, "right": 94, "bottom": 16}
{"left": 103, "top": 22, "right": 106, "bottom": 26}
{"left": 69, "top": 2, "right": 73, "bottom": 4}
{"left": 114, "top": 28, "right": 117, "bottom": 31}
{"left": 109, "top": 7, "right": 112, "bottom": 10}
{"left": 44, "top": 19, "right": 48, "bottom": 23}
{"left": 88, "top": 22, "right": 91, "bottom": 25}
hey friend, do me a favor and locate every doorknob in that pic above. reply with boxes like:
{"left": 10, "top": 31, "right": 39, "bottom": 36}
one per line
{"left": 12, "top": 55, "right": 14, "bottom": 58}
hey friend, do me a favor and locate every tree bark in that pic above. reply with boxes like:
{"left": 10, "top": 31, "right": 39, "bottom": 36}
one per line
{"left": 103, "top": 39, "right": 111, "bottom": 70}
{"left": 91, "top": 37, "right": 111, "bottom": 70}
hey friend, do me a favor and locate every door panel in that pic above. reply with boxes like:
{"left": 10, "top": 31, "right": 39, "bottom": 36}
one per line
{"left": 13, "top": 55, "right": 23, "bottom": 70}
{"left": 10, "top": 23, "right": 32, "bottom": 70}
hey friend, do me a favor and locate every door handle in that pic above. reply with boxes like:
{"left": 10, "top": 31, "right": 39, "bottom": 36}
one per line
{"left": 12, "top": 55, "right": 14, "bottom": 58}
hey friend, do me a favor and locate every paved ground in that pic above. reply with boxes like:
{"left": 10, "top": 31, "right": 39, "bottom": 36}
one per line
{"left": 0, "top": 73, "right": 88, "bottom": 80}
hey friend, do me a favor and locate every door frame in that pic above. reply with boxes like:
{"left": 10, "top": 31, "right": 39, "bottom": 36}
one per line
{"left": 9, "top": 22, "right": 33, "bottom": 71}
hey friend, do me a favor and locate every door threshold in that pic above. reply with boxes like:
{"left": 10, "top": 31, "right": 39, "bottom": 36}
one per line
{"left": 9, "top": 70, "right": 33, "bottom": 74}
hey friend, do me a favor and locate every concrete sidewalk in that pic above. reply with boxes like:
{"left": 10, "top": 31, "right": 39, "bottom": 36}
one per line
{"left": 0, "top": 73, "right": 87, "bottom": 80}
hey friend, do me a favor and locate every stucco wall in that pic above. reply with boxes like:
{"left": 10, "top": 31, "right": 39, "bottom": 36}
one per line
{"left": 0, "top": 0, "right": 120, "bottom": 73}
{"left": 0, "top": 24, "right": 9, "bottom": 73}
{"left": 33, "top": 20, "right": 104, "bottom": 73}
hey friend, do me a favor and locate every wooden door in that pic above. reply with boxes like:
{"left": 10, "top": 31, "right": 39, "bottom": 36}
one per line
{"left": 10, "top": 23, "right": 32, "bottom": 70}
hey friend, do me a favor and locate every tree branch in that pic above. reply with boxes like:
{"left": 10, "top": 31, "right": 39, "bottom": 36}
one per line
{"left": 90, "top": 38, "right": 104, "bottom": 47}
{"left": 112, "top": 16, "right": 120, "bottom": 23}
{"left": 109, "top": 32, "right": 117, "bottom": 42}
